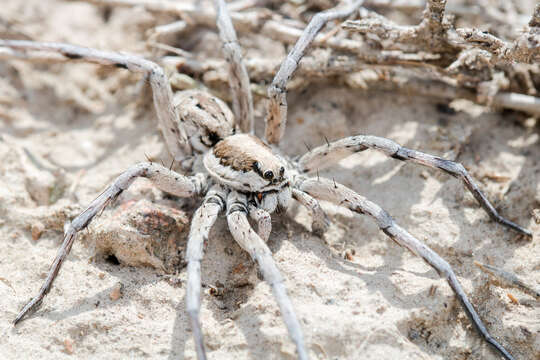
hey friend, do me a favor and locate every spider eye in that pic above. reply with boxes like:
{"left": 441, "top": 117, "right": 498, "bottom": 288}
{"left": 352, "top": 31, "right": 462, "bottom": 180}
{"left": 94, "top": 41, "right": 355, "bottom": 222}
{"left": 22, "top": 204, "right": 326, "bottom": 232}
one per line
{"left": 263, "top": 170, "right": 274, "bottom": 180}
{"left": 253, "top": 161, "right": 260, "bottom": 171}
{"left": 280, "top": 167, "right": 285, "bottom": 175}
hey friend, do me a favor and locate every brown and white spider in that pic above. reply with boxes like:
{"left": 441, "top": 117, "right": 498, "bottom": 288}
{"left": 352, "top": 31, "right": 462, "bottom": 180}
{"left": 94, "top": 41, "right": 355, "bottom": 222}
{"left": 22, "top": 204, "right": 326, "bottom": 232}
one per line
{"left": 1, "top": 1, "right": 532, "bottom": 360}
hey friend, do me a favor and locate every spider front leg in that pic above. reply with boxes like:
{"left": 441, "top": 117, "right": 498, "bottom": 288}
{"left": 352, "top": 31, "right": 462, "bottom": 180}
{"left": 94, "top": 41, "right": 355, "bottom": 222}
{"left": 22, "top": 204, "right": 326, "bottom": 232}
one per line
{"left": 0, "top": 39, "right": 190, "bottom": 160}
{"left": 186, "top": 185, "right": 228, "bottom": 360}
{"left": 298, "top": 135, "right": 532, "bottom": 237}
{"left": 264, "top": 0, "right": 364, "bottom": 144}
{"left": 226, "top": 191, "right": 308, "bottom": 360}
{"left": 13, "top": 162, "right": 206, "bottom": 325}
{"left": 296, "top": 177, "right": 515, "bottom": 360}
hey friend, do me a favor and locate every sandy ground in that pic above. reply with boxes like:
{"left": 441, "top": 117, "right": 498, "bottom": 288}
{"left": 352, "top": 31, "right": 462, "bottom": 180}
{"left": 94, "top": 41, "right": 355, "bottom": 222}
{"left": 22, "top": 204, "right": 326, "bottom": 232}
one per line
{"left": 0, "top": 1, "right": 539, "bottom": 359}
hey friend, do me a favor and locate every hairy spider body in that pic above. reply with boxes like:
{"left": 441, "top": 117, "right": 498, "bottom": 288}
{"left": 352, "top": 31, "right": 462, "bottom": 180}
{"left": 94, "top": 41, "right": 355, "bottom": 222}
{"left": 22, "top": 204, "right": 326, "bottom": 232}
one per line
{"left": 2, "top": 1, "right": 533, "bottom": 360}
{"left": 176, "top": 89, "right": 293, "bottom": 213}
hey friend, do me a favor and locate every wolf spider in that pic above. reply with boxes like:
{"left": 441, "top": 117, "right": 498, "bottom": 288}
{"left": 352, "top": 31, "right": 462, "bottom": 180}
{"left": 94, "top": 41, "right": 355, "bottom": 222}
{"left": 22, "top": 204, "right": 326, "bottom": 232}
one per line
{"left": 1, "top": 1, "right": 531, "bottom": 359}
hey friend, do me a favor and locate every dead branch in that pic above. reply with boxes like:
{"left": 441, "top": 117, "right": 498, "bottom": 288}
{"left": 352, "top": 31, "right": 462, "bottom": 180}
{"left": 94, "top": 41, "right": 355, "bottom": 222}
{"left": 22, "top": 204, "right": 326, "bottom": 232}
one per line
{"left": 346, "top": 1, "right": 539, "bottom": 64}
{"left": 340, "top": 1, "right": 540, "bottom": 115}
{"left": 345, "top": 66, "right": 540, "bottom": 115}
{"left": 457, "top": 27, "right": 540, "bottom": 64}
{"left": 160, "top": 53, "right": 540, "bottom": 116}
{"left": 60, "top": 0, "right": 540, "bottom": 118}
{"left": 343, "top": 0, "right": 456, "bottom": 53}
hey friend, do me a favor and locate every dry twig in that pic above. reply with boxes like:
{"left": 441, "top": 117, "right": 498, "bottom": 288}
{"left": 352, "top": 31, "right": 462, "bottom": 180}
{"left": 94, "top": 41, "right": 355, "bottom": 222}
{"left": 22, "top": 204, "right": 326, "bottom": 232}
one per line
{"left": 344, "top": 0, "right": 455, "bottom": 53}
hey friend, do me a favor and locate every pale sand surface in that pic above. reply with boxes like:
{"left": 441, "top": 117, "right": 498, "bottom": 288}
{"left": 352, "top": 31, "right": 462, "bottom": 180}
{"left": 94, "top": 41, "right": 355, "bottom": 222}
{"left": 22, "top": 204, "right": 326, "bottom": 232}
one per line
{"left": 0, "top": 1, "right": 538, "bottom": 359}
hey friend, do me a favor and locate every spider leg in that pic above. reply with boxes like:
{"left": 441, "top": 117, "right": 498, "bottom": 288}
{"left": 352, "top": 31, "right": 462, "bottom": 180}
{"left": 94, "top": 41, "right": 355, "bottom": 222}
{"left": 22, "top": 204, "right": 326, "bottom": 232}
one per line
{"left": 13, "top": 162, "right": 206, "bottom": 325}
{"left": 0, "top": 39, "right": 190, "bottom": 160}
{"left": 186, "top": 185, "right": 228, "bottom": 360}
{"left": 226, "top": 191, "right": 309, "bottom": 360}
{"left": 298, "top": 135, "right": 531, "bottom": 237}
{"left": 264, "top": 0, "right": 363, "bottom": 144}
{"left": 248, "top": 204, "right": 272, "bottom": 242}
{"left": 291, "top": 188, "right": 330, "bottom": 236}
{"left": 296, "top": 177, "right": 515, "bottom": 360}
{"left": 213, "top": 0, "right": 254, "bottom": 134}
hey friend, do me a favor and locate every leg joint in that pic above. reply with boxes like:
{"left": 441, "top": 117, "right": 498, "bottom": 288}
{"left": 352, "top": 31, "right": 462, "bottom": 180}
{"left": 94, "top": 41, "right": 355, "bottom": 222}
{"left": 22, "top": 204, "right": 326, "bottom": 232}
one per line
{"left": 227, "top": 202, "right": 248, "bottom": 215}
{"left": 390, "top": 148, "right": 409, "bottom": 161}
{"left": 205, "top": 193, "right": 225, "bottom": 208}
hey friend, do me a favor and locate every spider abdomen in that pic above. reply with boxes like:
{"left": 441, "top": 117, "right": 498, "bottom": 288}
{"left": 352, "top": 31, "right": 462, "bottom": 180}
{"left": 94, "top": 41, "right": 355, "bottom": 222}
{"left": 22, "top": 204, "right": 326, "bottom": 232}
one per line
{"left": 174, "top": 90, "right": 235, "bottom": 152}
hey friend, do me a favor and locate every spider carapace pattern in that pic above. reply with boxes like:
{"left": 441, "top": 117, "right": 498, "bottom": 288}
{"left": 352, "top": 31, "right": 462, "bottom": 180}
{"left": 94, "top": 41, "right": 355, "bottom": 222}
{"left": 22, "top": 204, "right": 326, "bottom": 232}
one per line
{"left": 1, "top": 1, "right": 533, "bottom": 360}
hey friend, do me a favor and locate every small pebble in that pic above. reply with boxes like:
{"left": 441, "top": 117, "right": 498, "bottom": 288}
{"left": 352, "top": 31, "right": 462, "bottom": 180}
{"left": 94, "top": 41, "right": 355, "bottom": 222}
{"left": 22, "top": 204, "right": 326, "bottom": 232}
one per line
{"left": 109, "top": 282, "right": 123, "bottom": 301}
{"left": 63, "top": 338, "right": 74, "bottom": 354}
{"left": 31, "top": 222, "right": 45, "bottom": 240}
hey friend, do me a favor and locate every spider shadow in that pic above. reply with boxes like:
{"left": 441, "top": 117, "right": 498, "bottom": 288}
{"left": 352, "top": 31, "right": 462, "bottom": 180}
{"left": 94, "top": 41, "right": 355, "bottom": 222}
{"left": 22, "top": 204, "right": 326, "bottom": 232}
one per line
{"left": 14, "top": 222, "right": 189, "bottom": 357}
{"left": 222, "top": 216, "right": 336, "bottom": 360}
{"left": 285, "top": 86, "right": 533, "bottom": 281}
{"left": 280, "top": 210, "right": 440, "bottom": 311}
{"left": 37, "top": 257, "right": 163, "bottom": 321}
{"left": 168, "top": 216, "right": 278, "bottom": 360}
{"left": 282, "top": 87, "right": 537, "bottom": 357}
{"left": 436, "top": 111, "right": 539, "bottom": 246}
{"left": 280, "top": 201, "right": 514, "bottom": 359}
{"left": 31, "top": 252, "right": 190, "bottom": 358}
{"left": 168, "top": 296, "right": 188, "bottom": 360}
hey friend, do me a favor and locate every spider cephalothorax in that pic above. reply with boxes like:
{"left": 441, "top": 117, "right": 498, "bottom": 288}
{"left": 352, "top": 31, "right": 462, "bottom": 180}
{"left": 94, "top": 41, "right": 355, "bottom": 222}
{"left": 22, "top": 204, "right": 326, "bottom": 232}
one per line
{"left": 3, "top": 1, "right": 533, "bottom": 360}
{"left": 205, "top": 133, "right": 292, "bottom": 213}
